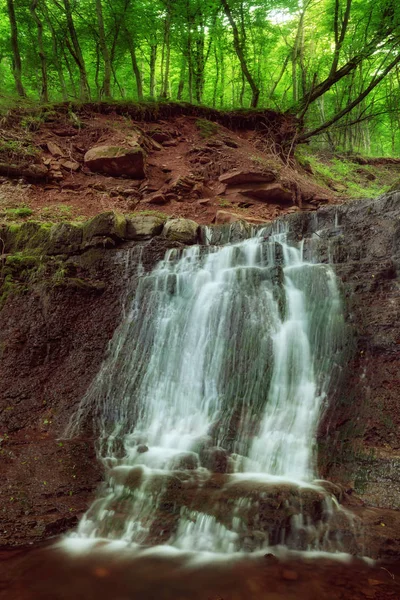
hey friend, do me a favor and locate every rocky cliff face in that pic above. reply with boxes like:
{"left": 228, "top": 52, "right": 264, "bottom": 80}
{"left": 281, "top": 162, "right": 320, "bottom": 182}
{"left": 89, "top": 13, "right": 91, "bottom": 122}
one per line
{"left": 0, "top": 193, "right": 399, "bottom": 555}
{"left": 285, "top": 192, "right": 400, "bottom": 511}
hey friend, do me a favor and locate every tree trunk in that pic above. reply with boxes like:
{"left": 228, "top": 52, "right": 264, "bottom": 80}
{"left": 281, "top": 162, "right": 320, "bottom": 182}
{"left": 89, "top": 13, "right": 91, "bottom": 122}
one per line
{"left": 62, "top": 0, "right": 91, "bottom": 100}
{"left": 6, "top": 0, "right": 26, "bottom": 97}
{"left": 125, "top": 30, "right": 143, "bottom": 101}
{"left": 177, "top": 57, "right": 186, "bottom": 100}
{"left": 220, "top": 0, "right": 260, "bottom": 107}
{"left": 160, "top": 2, "right": 172, "bottom": 99}
{"left": 298, "top": 52, "right": 400, "bottom": 143}
{"left": 149, "top": 45, "right": 157, "bottom": 100}
{"left": 30, "top": 0, "right": 49, "bottom": 103}
{"left": 95, "top": 0, "right": 112, "bottom": 99}
{"left": 41, "top": 2, "right": 68, "bottom": 100}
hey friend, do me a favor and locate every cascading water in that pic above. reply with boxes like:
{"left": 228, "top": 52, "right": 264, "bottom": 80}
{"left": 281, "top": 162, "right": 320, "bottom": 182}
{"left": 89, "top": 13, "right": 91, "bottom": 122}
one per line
{"left": 66, "top": 226, "right": 355, "bottom": 554}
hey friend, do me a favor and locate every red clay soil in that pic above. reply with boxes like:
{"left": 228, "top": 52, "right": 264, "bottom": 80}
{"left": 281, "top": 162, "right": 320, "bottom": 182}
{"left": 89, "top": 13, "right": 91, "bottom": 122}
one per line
{"left": 0, "top": 109, "right": 336, "bottom": 225}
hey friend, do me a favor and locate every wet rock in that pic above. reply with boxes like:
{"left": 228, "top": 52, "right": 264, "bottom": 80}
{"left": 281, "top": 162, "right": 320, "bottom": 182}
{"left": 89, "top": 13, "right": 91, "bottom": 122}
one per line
{"left": 162, "top": 218, "right": 199, "bottom": 244}
{"left": 137, "top": 444, "right": 149, "bottom": 454}
{"left": 200, "top": 446, "right": 228, "bottom": 473}
{"left": 84, "top": 145, "right": 146, "bottom": 179}
{"left": 219, "top": 169, "right": 276, "bottom": 185}
{"left": 126, "top": 215, "right": 166, "bottom": 240}
{"left": 170, "top": 452, "right": 199, "bottom": 471}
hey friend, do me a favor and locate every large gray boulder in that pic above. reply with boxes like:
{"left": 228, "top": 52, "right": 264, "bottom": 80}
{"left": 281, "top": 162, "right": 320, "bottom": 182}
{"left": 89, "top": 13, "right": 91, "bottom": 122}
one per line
{"left": 162, "top": 218, "right": 199, "bottom": 244}
{"left": 126, "top": 215, "right": 166, "bottom": 240}
{"left": 84, "top": 145, "right": 145, "bottom": 178}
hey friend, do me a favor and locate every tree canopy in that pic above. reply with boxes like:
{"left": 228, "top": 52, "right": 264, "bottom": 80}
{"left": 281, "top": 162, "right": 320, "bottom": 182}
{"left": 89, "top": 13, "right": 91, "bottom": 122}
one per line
{"left": 0, "top": 0, "right": 399, "bottom": 154}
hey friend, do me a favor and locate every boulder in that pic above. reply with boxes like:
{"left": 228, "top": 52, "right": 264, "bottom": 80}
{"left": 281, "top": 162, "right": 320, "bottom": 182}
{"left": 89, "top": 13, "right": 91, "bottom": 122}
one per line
{"left": 126, "top": 215, "right": 166, "bottom": 240}
{"left": 236, "top": 183, "right": 293, "bottom": 204}
{"left": 200, "top": 446, "right": 228, "bottom": 473}
{"left": 163, "top": 218, "right": 199, "bottom": 244}
{"left": 84, "top": 145, "right": 145, "bottom": 179}
{"left": 219, "top": 169, "right": 276, "bottom": 186}
{"left": 82, "top": 212, "right": 127, "bottom": 242}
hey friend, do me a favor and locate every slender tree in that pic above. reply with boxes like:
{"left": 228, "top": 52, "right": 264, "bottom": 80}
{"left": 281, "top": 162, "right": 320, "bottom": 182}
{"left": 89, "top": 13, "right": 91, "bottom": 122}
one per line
{"left": 6, "top": 0, "right": 26, "bottom": 97}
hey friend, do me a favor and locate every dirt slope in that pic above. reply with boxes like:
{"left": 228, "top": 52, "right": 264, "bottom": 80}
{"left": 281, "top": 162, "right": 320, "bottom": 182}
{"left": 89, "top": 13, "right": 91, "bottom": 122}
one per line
{"left": 0, "top": 105, "right": 336, "bottom": 226}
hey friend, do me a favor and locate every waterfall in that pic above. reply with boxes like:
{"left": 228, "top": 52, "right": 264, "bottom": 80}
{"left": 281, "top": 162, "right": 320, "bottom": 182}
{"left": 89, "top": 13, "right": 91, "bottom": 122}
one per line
{"left": 66, "top": 227, "right": 352, "bottom": 553}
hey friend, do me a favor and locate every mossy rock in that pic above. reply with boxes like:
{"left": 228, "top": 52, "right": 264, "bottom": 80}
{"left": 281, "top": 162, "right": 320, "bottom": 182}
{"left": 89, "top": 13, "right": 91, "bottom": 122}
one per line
{"left": 1, "top": 222, "right": 53, "bottom": 253}
{"left": 82, "top": 212, "right": 127, "bottom": 243}
{"left": 47, "top": 223, "right": 83, "bottom": 255}
{"left": 162, "top": 218, "right": 199, "bottom": 244}
{"left": 126, "top": 214, "right": 166, "bottom": 240}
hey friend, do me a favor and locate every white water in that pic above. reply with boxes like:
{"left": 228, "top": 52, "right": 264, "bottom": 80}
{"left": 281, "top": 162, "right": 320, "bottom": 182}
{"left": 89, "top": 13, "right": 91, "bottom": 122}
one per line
{"left": 67, "top": 227, "right": 350, "bottom": 552}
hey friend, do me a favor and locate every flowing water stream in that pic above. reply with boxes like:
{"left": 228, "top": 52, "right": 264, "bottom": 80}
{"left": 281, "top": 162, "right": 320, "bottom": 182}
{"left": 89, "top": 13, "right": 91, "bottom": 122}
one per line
{"left": 66, "top": 226, "right": 355, "bottom": 555}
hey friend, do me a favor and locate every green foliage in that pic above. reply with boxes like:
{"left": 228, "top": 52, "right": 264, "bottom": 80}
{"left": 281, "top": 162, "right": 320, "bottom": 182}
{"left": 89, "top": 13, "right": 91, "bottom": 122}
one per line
{"left": 0, "top": 139, "right": 38, "bottom": 161}
{"left": 0, "top": 0, "right": 398, "bottom": 156}
{"left": 296, "top": 149, "right": 395, "bottom": 198}
{"left": 3, "top": 206, "right": 33, "bottom": 219}
{"left": 39, "top": 205, "right": 74, "bottom": 221}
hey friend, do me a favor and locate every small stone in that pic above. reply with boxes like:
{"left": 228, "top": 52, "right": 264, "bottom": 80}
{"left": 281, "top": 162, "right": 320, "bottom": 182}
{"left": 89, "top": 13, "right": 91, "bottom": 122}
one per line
{"left": 60, "top": 159, "right": 80, "bottom": 172}
{"left": 163, "top": 139, "right": 178, "bottom": 147}
{"left": 137, "top": 445, "right": 149, "bottom": 454}
{"left": 144, "top": 192, "right": 168, "bottom": 205}
{"left": 281, "top": 569, "right": 298, "bottom": 581}
{"left": 150, "top": 131, "right": 171, "bottom": 144}
{"left": 47, "top": 141, "right": 64, "bottom": 157}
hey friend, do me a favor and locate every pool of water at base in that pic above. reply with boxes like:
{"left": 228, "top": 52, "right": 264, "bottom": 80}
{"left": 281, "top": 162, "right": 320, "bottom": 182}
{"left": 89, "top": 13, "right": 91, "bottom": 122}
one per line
{"left": 1, "top": 541, "right": 399, "bottom": 600}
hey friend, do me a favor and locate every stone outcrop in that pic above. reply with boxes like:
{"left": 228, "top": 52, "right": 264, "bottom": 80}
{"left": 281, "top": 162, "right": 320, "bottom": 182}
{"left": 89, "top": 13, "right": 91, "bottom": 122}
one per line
{"left": 162, "top": 218, "right": 199, "bottom": 244}
{"left": 126, "top": 215, "right": 166, "bottom": 240}
{"left": 226, "top": 182, "right": 293, "bottom": 204}
{"left": 219, "top": 169, "right": 276, "bottom": 185}
{"left": 84, "top": 145, "right": 146, "bottom": 178}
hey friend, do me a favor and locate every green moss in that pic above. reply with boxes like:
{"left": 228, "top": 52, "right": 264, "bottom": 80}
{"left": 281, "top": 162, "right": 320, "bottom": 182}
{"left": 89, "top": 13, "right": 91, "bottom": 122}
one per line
{"left": 195, "top": 118, "right": 219, "bottom": 138}
{"left": 133, "top": 210, "right": 168, "bottom": 220}
{"left": 5, "top": 252, "right": 40, "bottom": 270}
{"left": 2, "top": 221, "right": 53, "bottom": 254}
{"left": 82, "top": 211, "right": 127, "bottom": 241}
{"left": 39, "top": 205, "right": 74, "bottom": 221}
{"left": 3, "top": 206, "right": 34, "bottom": 219}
